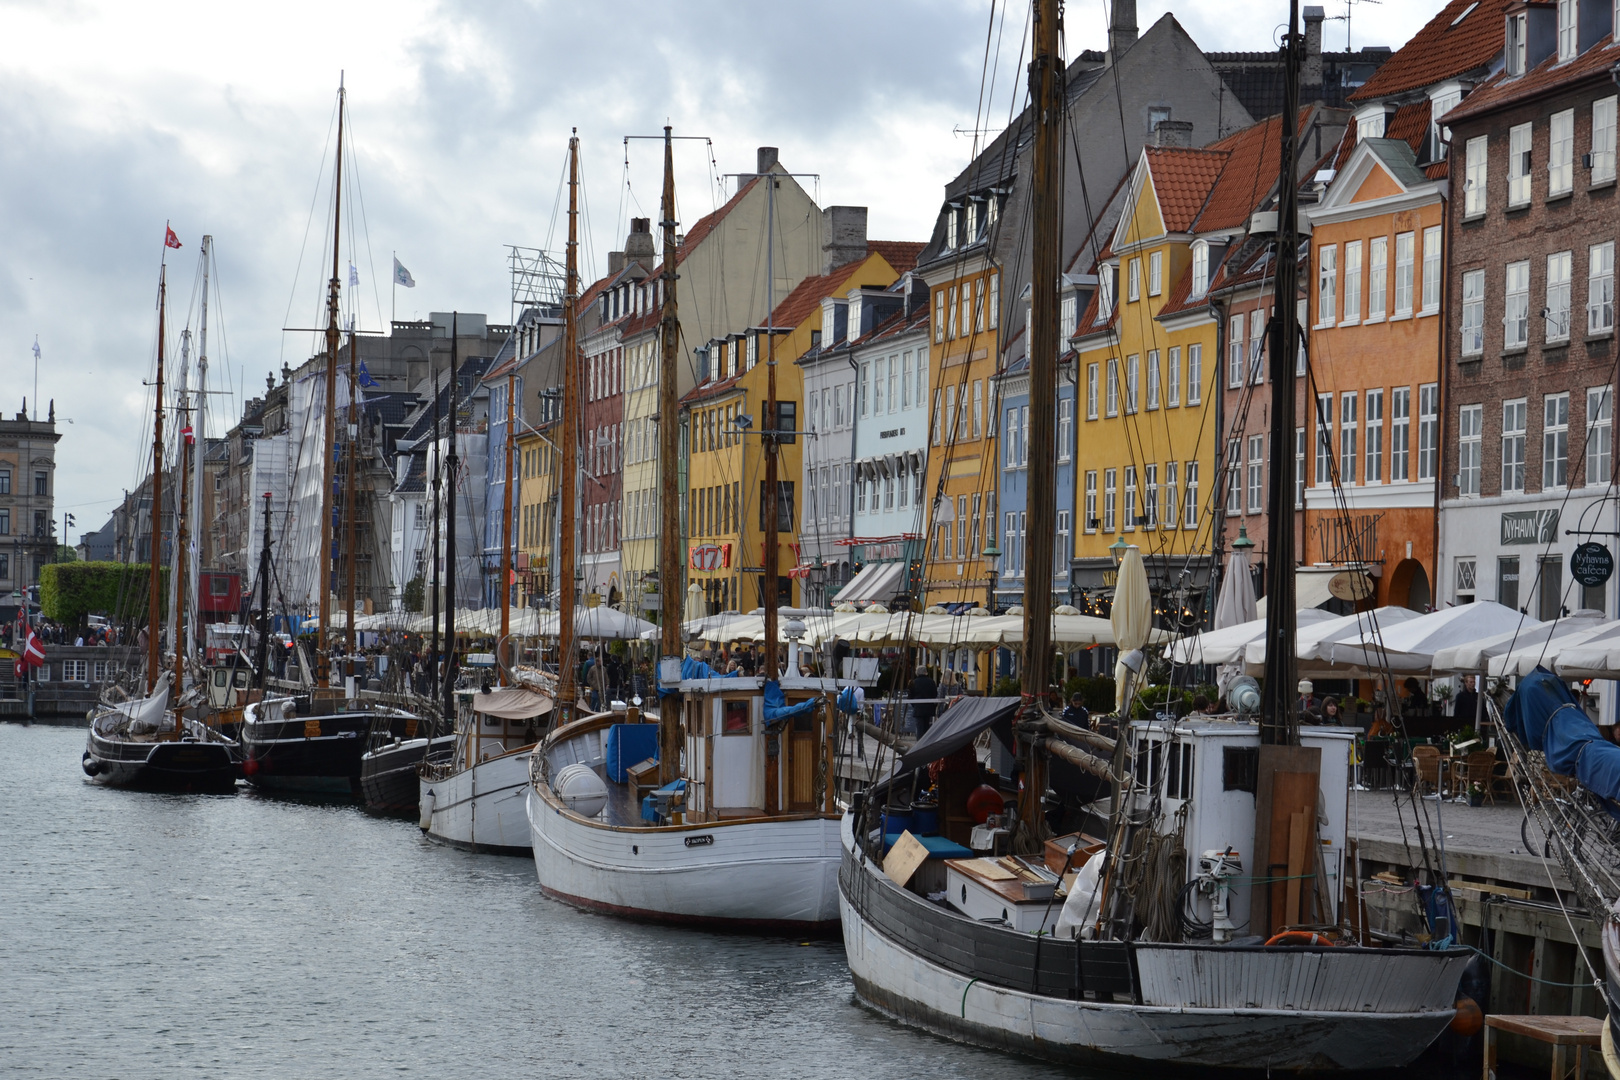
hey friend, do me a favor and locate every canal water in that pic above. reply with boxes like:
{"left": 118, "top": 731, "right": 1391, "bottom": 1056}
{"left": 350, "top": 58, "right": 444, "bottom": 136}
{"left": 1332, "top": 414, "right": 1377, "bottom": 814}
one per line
{"left": 0, "top": 723, "right": 1076, "bottom": 1079}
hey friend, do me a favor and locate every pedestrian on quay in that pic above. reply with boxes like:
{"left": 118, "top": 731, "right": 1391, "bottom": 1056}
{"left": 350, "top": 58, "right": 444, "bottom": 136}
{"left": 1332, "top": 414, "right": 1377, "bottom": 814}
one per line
{"left": 1060, "top": 692, "right": 1089, "bottom": 728}
{"left": 907, "top": 665, "right": 938, "bottom": 736}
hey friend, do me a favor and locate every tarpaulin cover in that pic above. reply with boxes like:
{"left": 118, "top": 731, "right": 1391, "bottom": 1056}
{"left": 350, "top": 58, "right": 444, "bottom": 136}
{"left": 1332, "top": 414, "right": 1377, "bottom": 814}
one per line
{"left": 897, "top": 696, "right": 1020, "bottom": 773}
{"left": 763, "top": 680, "right": 817, "bottom": 726}
{"left": 1504, "top": 667, "right": 1620, "bottom": 811}
{"left": 605, "top": 723, "right": 659, "bottom": 783}
{"left": 659, "top": 654, "right": 741, "bottom": 697}
{"left": 470, "top": 686, "right": 553, "bottom": 720}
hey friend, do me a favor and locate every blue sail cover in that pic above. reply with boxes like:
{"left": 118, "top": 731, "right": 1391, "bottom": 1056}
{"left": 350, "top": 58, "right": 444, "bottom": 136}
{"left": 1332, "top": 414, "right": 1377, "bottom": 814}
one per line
{"left": 1504, "top": 667, "right": 1620, "bottom": 811}
{"left": 658, "top": 655, "right": 741, "bottom": 697}
{"left": 763, "top": 680, "right": 817, "bottom": 725}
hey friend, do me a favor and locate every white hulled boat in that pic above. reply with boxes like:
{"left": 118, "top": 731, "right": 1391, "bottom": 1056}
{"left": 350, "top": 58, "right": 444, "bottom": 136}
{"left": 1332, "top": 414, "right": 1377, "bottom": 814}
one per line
{"left": 420, "top": 685, "right": 549, "bottom": 854}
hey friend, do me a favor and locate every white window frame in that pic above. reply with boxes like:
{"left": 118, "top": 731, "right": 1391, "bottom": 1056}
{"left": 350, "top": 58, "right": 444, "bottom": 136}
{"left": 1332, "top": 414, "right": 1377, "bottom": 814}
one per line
{"left": 1084, "top": 471, "right": 1098, "bottom": 532}
{"left": 1183, "top": 462, "right": 1199, "bottom": 529}
{"left": 1464, "top": 135, "right": 1488, "bottom": 217}
{"left": 1227, "top": 314, "right": 1245, "bottom": 389}
{"left": 1227, "top": 439, "right": 1243, "bottom": 514}
{"left": 1368, "top": 236, "right": 1388, "bottom": 321}
{"left": 1246, "top": 434, "right": 1264, "bottom": 513}
{"left": 1342, "top": 240, "right": 1362, "bottom": 324}
{"left": 1167, "top": 346, "right": 1181, "bottom": 407}
{"left": 1087, "top": 362, "right": 1099, "bottom": 419}
{"left": 1104, "top": 468, "right": 1117, "bottom": 533}
{"left": 1557, "top": 0, "right": 1577, "bottom": 63}
{"left": 1143, "top": 466, "right": 1157, "bottom": 529}
{"left": 1315, "top": 393, "right": 1335, "bottom": 485}
{"left": 1547, "top": 250, "right": 1573, "bottom": 342}
{"left": 1106, "top": 360, "right": 1120, "bottom": 417}
{"left": 1592, "top": 242, "right": 1616, "bottom": 334}
{"left": 1461, "top": 269, "right": 1486, "bottom": 355}
{"left": 1163, "top": 461, "right": 1179, "bottom": 530}
{"left": 1505, "top": 260, "right": 1530, "bottom": 348}
{"left": 1187, "top": 343, "right": 1203, "bottom": 406}
{"left": 1128, "top": 258, "right": 1141, "bottom": 302}
{"left": 1458, "top": 404, "right": 1483, "bottom": 496}
{"left": 1058, "top": 397, "right": 1073, "bottom": 462}
{"left": 1503, "top": 398, "right": 1528, "bottom": 494}
{"left": 1249, "top": 307, "right": 1266, "bottom": 385}
{"left": 1146, "top": 349, "right": 1161, "bottom": 410}
{"left": 1421, "top": 227, "right": 1442, "bottom": 314}
{"left": 1550, "top": 109, "right": 1575, "bottom": 197}
{"left": 1545, "top": 392, "right": 1571, "bottom": 490}
{"left": 1125, "top": 354, "right": 1140, "bottom": 414}
{"left": 1394, "top": 231, "right": 1415, "bottom": 316}
{"left": 1419, "top": 383, "right": 1440, "bottom": 482}
{"left": 1390, "top": 386, "right": 1411, "bottom": 481}
{"left": 1317, "top": 243, "right": 1337, "bottom": 327}
{"left": 1340, "top": 391, "right": 1360, "bottom": 484}
{"left": 1594, "top": 97, "right": 1618, "bottom": 184}
{"left": 1191, "top": 241, "right": 1209, "bottom": 298}
{"left": 1366, "top": 388, "right": 1384, "bottom": 483}
{"left": 1123, "top": 466, "right": 1137, "bottom": 531}
{"left": 1587, "top": 386, "right": 1613, "bottom": 487}
{"left": 1509, "top": 123, "right": 1533, "bottom": 207}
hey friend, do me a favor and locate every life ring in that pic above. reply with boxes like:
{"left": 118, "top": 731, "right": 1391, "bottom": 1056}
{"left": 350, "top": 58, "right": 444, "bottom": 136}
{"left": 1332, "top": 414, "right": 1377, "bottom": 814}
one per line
{"left": 1264, "top": 930, "right": 1337, "bottom": 948}
{"left": 81, "top": 753, "right": 100, "bottom": 777}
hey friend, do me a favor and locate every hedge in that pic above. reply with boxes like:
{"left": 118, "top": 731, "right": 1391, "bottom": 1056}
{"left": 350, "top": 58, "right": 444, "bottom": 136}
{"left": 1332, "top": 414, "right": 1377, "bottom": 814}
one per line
{"left": 39, "top": 561, "right": 168, "bottom": 629}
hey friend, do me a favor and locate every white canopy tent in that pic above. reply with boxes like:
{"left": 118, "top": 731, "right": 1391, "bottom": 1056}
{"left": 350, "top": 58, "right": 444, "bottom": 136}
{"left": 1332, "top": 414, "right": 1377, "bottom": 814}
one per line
{"left": 1490, "top": 619, "right": 1620, "bottom": 677}
{"left": 1169, "top": 608, "right": 1337, "bottom": 665}
{"left": 1428, "top": 613, "right": 1600, "bottom": 673}
{"left": 1312, "top": 601, "right": 1528, "bottom": 674}
{"left": 1241, "top": 606, "right": 1423, "bottom": 671}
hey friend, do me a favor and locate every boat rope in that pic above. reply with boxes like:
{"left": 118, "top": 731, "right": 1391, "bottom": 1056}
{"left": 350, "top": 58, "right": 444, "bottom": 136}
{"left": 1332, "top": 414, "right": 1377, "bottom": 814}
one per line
{"left": 1459, "top": 943, "right": 1594, "bottom": 989}
{"left": 960, "top": 977, "right": 980, "bottom": 1018}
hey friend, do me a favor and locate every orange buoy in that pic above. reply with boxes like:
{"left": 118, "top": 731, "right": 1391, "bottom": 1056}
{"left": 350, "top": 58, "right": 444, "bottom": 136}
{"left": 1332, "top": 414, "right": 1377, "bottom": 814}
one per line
{"left": 1450, "top": 996, "right": 1484, "bottom": 1037}
{"left": 966, "top": 784, "right": 1004, "bottom": 824}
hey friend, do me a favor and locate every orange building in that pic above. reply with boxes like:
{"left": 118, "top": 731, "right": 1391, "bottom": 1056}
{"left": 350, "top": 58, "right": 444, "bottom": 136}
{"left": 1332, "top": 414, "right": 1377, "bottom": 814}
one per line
{"left": 1303, "top": 133, "right": 1448, "bottom": 609}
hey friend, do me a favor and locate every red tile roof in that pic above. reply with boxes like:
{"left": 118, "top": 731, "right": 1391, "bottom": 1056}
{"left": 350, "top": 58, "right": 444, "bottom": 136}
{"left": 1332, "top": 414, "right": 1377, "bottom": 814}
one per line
{"left": 765, "top": 243, "right": 923, "bottom": 330}
{"left": 868, "top": 240, "right": 926, "bottom": 275}
{"left": 1385, "top": 101, "right": 1434, "bottom": 151}
{"left": 1442, "top": 33, "right": 1620, "bottom": 124}
{"left": 1348, "top": 0, "right": 1507, "bottom": 103}
{"left": 1142, "top": 147, "right": 1229, "bottom": 233}
{"left": 1195, "top": 108, "right": 1319, "bottom": 233}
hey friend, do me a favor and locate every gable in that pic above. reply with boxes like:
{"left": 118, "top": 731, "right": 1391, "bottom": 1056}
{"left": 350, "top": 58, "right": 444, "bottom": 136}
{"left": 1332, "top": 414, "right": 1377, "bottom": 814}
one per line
{"left": 1131, "top": 170, "right": 1168, "bottom": 243}
{"left": 1351, "top": 162, "right": 1403, "bottom": 203}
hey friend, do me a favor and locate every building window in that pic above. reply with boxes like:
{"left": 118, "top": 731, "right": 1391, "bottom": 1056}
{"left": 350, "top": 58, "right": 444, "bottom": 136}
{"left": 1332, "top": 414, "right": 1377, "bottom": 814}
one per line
{"left": 1123, "top": 467, "right": 1137, "bottom": 531}
{"left": 1227, "top": 314, "right": 1245, "bottom": 388}
{"left": 1148, "top": 251, "right": 1162, "bottom": 297}
{"left": 947, "top": 287, "right": 958, "bottom": 339}
{"left": 1018, "top": 405, "right": 1029, "bottom": 463}
{"left": 1366, "top": 389, "right": 1384, "bottom": 483}
{"left": 1249, "top": 307, "right": 1266, "bottom": 385}
{"left": 1084, "top": 472, "right": 1098, "bottom": 532}
{"left": 1342, "top": 240, "right": 1362, "bottom": 323}
{"left": 1183, "top": 462, "right": 1199, "bottom": 529}
{"left": 1499, "top": 555, "right": 1521, "bottom": 610}
{"left": 1295, "top": 427, "right": 1307, "bottom": 507}
{"left": 1394, "top": 232, "right": 1415, "bottom": 316}
{"left": 0, "top": 554, "right": 9, "bottom": 580}
{"left": 64, "top": 660, "right": 87, "bottom": 683}
{"left": 1187, "top": 344, "right": 1202, "bottom": 405}
{"left": 972, "top": 380, "right": 983, "bottom": 438}
{"left": 1590, "top": 242, "right": 1615, "bottom": 334}
{"left": 1191, "top": 241, "right": 1209, "bottom": 298}
{"left": 1246, "top": 435, "right": 1264, "bottom": 513}
{"left": 1005, "top": 409, "right": 1020, "bottom": 467}
{"left": 1547, "top": 250, "right": 1573, "bottom": 341}
{"left": 1163, "top": 462, "right": 1179, "bottom": 529}
{"left": 1128, "top": 258, "right": 1141, "bottom": 302}
{"left": 1391, "top": 387, "right": 1411, "bottom": 481}
{"left": 1060, "top": 292, "right": 1077, "bottom": 340}
{"left": 1508, "top": 12, "right": 1528, "bottom": 75}
{"left": 1226, "top": 440, "right": 1242, "bottom": 514}
{"left": 1146, "top": 350, "right": 1160, "bottom": 410}
{"left": 934, "top": 290, "right": 945, "bottom": 343}
{"left": 1504, "top": 260, "right": 1530, "bottom": 348}
{"left": 1588, "top": 387, "right": 1613, "bottom": 486}
{"left": 1167, "top": 346, "right": 1181, "bottom": 407}
{"left": 1106, "top": 359, "right": 1119, "bottom": 417}
{"left": 1461, "top": 269, "right": 1486, "bottom": 355}
{"left": 1421, "top": 227, "right": 1442, "bottom": 313}
{"left": 34, "top": 471, "right": 47, "bottom": 497}
{"left": 1545, "top": 392, "right": 1571, "bottom": 489}
{"left": 944, "top": 385, "right": 955, "bottom": 441}
{"left": 1550, "top": 110, "right": 1575, "bottom": 196}
{"left": 1315, "top": 393, "right": 1334, "bottom": 485}
{"left": 1058, "top": 397, "right": 1072, "bottom": 461}
{"left": 1539, "top": 556, "right": 1564, "bottom": 622}
{"left": 1456, "top": 558, "right": 1477, "bottom": 604}
{"left": 1096, "top": 267, "right": 1114, "bottom": 323}
{"left": 1368, "top": 236, "right": 1388, "bottom": 320}
{"left": 1142, "top": 467, "right": 1157, "bottom": 529}
{"left": 1317, "top": 244, "right": 1337, "bottom": 326}
{"left": 1418, "top": 384, "right": 1440, "bottom": 481}
{"left": 1104, "top": 469, "right": 1117, "bottom": 533}
{"left": 989, "top": 271, "right": 1000, "bottom": 329}
{"left": 1464, "top": 135, "right": 1488, "bottom": 216}
{"left": 1594, "top": 97, "right": 1618, "bottom": 184}
{"left": 1340, "top": 392, "right": 1359, "bottom": 483}
{"left": 1509, "top": 123, "right": 1532, "bottom": 206}
{"left": 1557, "top": 0, "right": 1577, "bottom": 62}
{"left": 1086, "top": 363, "right": 1099, "bottom": 419}
{"left": 1458, "top": 404, "right": 1482, "bottom": 495}
{"left": 960, "top": 288, "right": 972, "bottom": 341}
{"left": 1503, "top": 398, "right": 1528, "bottom": 493}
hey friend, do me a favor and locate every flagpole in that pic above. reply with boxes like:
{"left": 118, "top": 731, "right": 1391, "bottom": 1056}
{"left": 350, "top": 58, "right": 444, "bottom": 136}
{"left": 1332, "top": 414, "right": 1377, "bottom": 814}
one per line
{"left": 391, "top": 251, "right": 396, "bottom": 327}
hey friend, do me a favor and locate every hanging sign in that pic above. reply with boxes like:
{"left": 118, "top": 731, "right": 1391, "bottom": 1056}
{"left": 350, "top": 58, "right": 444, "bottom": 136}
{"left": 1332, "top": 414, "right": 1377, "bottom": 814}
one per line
{"left": 689, "top": 544, "right": 729, "bottom": 572}
{"left": 1571, "top": 542, "right": 1614, "bottom": 588}
{"left": 1327, "top": 570, "right": 1374, "bottom": 602}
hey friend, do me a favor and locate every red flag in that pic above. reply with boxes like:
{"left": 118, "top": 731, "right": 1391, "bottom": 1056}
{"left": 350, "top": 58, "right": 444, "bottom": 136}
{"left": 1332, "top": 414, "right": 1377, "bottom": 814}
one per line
{"left": 165, "top": 226, "right": 182, "bottom": 249}
{"left": 21, "top": 629, "right": 45, "bottom": 670}
{"left": 181, "top": 424, "right": 195, "bottom": 445}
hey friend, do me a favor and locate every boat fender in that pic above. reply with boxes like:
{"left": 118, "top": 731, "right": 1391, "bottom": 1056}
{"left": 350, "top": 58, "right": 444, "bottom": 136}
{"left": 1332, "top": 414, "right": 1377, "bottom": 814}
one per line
{"left": 555, "top": 763, "right": 609, "bottom": 818}
{"left": 1449, "top": 996, "right": 1483, "bottom": 1037}
{"left": 242, "top": 757, "right": 260, "bottom": 777}
{"left": 81, "top": 753, "right": 100, "bottom": 777}
{"left": 1263, "top": 930, "right": 1338, "bottom": 948}
{"left": 420, "top": 788, "right": 436, "bottom": 831}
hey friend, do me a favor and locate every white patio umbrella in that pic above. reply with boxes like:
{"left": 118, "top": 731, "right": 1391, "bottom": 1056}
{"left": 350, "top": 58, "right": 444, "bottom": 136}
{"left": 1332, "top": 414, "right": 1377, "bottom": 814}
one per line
{"left": 1112, "top": 545, "right": 1152, "bottom": 714}
{"left": 1549, "top": 620, "right": 1620, "bottom": 677}
{"left": 1169, "top": 608, "right": 1337, "bottom": 665}
{"left": 1429, "top": 613, "right": 1599, "bottom": 672}
{"left": 1243, "top": 605, "right": 1423, "bottom": 670}
{"left": 538, "top": 606, "right": 658, "bottom": 640}
{"left": 1318, "top": 601, "right": 1528, "bottom": 674}
{"left": 1491, "top": 618, "right": 1620, "bottom": 677}
{"left": 1212, "top": 545, "right": 1258, "bottom": 630}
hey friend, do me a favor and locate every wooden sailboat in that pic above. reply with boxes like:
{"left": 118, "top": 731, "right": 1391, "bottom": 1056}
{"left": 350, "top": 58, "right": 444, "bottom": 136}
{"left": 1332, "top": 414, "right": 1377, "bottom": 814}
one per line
{"left": 417, "top": 312, "right": 544, "bottom": 853}
{"left": 240, "top": 80, "right": 419, "bottom": 795}
{"left": 84, "top": 241, "right": 238, "bottom": 792}
{"left": 835, "top": 1, "right": 1471, "bottom": 1068}
{"left": 524, "top": 127, "right": 846, "bottom": 930}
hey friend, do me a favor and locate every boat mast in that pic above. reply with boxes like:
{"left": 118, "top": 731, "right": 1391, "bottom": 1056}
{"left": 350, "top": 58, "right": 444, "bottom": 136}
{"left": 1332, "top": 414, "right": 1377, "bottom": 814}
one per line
{"left": 253, "top": 492, "right": 272, "bottom": 689}
{"left": 657, "top": 125, "right": 681, "bottom": 778}
{"left": 345, "top": 326, "right": 359, "bottom": 662}
{"left": 318, "top": 78, "right": 346, "bottom": 687}
{"left": 557, "top": 133, "right": 581, "bottom": 719}
{"left": 1260, "top": 0, "right": 1302, "bottom": 747}
{"left": 1021, "top": 0, "right": 1061, "bottom": 700}
{"left": 500, "top": 369, "right": 514, "bottom": 685}
{"left": 172, "top": 400, "right": 192, "bottom": 704}
{"left": 762, "top": 158, "right": 781, "bottom": 679}
{"left": 429, "top": 360, "right": 442, "bottom": 708}
{"left": 148, "top": 265, "right": 167, "bottom": 695}
{"left": 443, "top": 314, "right": 459, "bottom": 721}
{"left": 193, "top": 235, "right": 211, "bottom": 664}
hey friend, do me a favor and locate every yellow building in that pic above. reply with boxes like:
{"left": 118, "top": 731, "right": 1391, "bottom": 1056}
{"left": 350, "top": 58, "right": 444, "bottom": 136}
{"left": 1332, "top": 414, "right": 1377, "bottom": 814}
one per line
{"left": 682, "top": 243, "right": 920, "bottom": 613}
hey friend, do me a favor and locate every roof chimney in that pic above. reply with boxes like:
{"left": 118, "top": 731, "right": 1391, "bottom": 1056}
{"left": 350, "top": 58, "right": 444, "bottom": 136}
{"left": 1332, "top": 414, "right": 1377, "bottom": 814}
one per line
{"left": 624, "top": 217, "right": 655, "bottom": 270}
{"left": 1152, "top": 120, "right": 1194, "bottom": 148}
{"left": 821, "top": 206, "right": 868, "bottom": 275}
{"left": 1108, "top": 0, "right": 1137, "bottom": 64}
{"left": 757, "top": 146, "right": 779, "bottom": 174}
{"left": 1303, "top": 6, "right": 1325, "bottom": 89}
{"left": 608, "top": 251, "right": 626, "bottom": 276}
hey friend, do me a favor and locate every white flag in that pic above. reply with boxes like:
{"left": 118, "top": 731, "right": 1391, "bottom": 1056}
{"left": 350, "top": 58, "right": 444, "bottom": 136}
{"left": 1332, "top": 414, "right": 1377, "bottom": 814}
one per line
{"left": 393, "top": 257, "right": 415, "bottom": 288}
{"left": 348, "top": 262, "right": 359, "bottom": 288}
{"left": 32, "top": 338, "right": 41, "bottom": 361}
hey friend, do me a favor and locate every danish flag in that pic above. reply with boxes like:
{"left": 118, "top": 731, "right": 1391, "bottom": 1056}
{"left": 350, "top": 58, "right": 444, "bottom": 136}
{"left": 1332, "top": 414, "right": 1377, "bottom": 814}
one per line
{"left": 15, "top": 629, "right": 44, "bottom": 678}
{"left": 182, "top": 423, "right": 195, "bottom": 446}
{"left": 165, "top": 226, "right": 182, "bottom": 249}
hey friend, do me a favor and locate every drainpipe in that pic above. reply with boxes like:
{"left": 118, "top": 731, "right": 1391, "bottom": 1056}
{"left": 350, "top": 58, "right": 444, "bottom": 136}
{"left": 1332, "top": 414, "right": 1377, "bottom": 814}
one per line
{"left": 1208, "top": 292, "right": 1229, "bottom": 626}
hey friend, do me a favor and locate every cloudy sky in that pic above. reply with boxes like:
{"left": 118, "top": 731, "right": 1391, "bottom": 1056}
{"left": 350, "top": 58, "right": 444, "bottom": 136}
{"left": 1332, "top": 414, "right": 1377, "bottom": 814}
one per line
{"left": 1, "top": 0, "right": 1445, "bottom": 533}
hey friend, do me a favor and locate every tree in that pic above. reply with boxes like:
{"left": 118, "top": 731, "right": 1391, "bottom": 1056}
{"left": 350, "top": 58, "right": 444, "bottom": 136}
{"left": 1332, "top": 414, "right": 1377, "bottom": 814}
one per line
{"left": 54, "top": 545, "right": 78, "bottom": 563}
{"left": 402, "top": 574, "right": 425, "bottom": 613}
{"left": 39, "top": 561, "right": 167, "bottom": 630}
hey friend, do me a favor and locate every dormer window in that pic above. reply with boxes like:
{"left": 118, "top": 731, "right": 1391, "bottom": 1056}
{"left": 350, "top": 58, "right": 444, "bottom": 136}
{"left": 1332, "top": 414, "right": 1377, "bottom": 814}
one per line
{"left": 946, "top": 206, "right": 960, "bottom": 249}
{"left": 1191, "top": 240, "right": 1210, "bottom": 299}
{"left": 1557, "top": 0, "right": 1575, "bottom": 62}
{"left": 1095, "top": 267, "right": 1115, "bottom": 324}
{"left": 965, "top": 201, "right": 979, "bottom": 243}
{"left": 747, "top": 334, "right": 758, "bottom": 368}
{"left": 1507, "top": 12, "right": 1528, "bottom": 75}
{"left": 986, "top": 194, "right": 999, "bottom": 228}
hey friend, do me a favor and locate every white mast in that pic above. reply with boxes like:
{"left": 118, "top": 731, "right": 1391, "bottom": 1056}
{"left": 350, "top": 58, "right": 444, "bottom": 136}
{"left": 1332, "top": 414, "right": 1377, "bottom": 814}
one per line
{"left": 191, "top": 236, "right": 211, "bottom": 662}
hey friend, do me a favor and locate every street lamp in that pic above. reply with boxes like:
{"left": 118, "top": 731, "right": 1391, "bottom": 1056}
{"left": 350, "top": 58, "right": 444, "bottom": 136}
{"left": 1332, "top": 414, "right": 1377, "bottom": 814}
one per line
{"left": 1232, "top": 523, "right": 1255, "bottom": 551}
{"left": 1108, "top": 535, "right": 1129, "bottom": 566}
{"left": 981, "top": 543, "right": 1001, "bottom": 612}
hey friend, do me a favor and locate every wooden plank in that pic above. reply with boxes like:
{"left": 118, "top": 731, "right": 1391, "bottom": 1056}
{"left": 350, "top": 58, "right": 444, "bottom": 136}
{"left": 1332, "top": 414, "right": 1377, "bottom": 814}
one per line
{"left": 884, "top": 830, "right": 932, "bottom": 888}
{"left": 1485, "top": 1014, "right": 1603, "bottom": 1044}
{"left": 1448, "top": 878, "right": 1533, "bottom": 901}
{"left": 1285, "top": 810, "right": 1309, "bottom": 927}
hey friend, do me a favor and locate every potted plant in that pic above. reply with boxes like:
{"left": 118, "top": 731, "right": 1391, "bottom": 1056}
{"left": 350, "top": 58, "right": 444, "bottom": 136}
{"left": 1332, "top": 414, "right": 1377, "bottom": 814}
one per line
{"left": 1467, "top": 781, "right": 1485, "bottom": 808}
